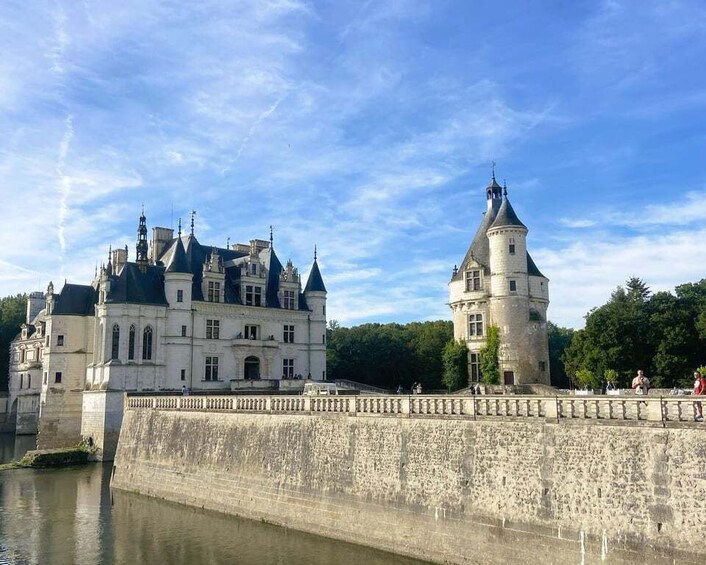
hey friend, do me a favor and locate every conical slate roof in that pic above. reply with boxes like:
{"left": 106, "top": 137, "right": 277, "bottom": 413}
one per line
{"left": 489, "top": 197, "right": 527, "bottom": 230}
{"left": 305, "top": 259, "right": 326, "bottom": 293}
{"left": 165, "top": 237, "right": 190, "bottom": 274}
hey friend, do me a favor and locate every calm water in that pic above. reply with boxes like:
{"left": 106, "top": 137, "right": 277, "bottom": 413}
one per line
{"left": 0, "top": 434, "right": 428, "bottom": 565}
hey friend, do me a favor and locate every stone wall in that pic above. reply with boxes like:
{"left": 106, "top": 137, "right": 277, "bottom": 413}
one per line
{"left": 112, "top": 406, "right": 705, "bottom": 564}
{"left": 81, "top": 390, "right": 125, "bottom": 460}
{"left": 15, "top": 393, "right": 40, "bottom": 434}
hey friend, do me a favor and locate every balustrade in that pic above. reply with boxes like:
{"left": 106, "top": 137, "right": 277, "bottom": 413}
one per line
{"left": 124, "top": 394, "right": 705, "bottom": 426}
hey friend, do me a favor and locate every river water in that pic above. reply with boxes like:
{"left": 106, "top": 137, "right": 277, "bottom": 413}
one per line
{"left": 0, "top": 434, "right": 428, "bottom": 565}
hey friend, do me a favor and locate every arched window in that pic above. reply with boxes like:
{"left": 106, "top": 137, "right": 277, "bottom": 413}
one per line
{"left": 142, "top": 326, "right": 153, "bottom": 360}
{"left": 128, "top": 325, "right": 136, "bottom": 360}
{"left": 111, "top": 324, "right": 120, "bottom": 360}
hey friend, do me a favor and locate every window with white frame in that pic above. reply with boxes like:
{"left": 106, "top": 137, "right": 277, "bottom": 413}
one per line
{"left": 470, "top": 353, "right": 481, "bottom": 382}
{"left": 283, "top": 290, "right": 295, "bottom": 310}
{"left": 244, "top": 325, "right": 258, "bottom": 340}
{"left": 282, "top": 358, "right": 294, "bottom": 379}
{"left": 57, "top": 335, "right": 64, "bottom": 346}
{"left": 283, "top": 324, "right": 294, "bottom": 343}
{"left": 509, "top": 237, "right": 516, "bottom": 255}
{"left": 207, "top": 281, "right": 221, "bottom": 303}
{"left": 465, "top": 270, "right": 482, "bottom": 292}
{"left": 245, "top": 285, "right": 262, "bottom": 306}
{"left": 205, "top": 357, "right": 219, "bottom": 381}
{"left": 206, "top": 319, "right": 220, "bottom": 339}
{"left": 177, "top": 289, "right": 184, "bottom": 302}
{"left": 468, "top": 313, "right": 483, "bottom": 338}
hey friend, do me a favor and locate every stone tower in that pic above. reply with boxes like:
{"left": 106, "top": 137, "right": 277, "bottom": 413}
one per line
{"left": 449, "top": 173, "right": 550, "bottom": 385}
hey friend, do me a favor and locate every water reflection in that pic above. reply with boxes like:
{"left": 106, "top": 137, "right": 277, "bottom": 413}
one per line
{"left": 0, "top": 433, "right": 36, "bottom": 464}
{"left": 0, "top": 459, "right": 428, "bottom": 565}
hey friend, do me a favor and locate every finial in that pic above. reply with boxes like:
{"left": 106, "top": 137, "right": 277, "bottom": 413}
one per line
{"left": 108, "top": 245, "right": 112, "bottom": 261}
{"left": 314, "top": 245, "right": 317, "bottom": 261}
{"left": 269, "top": 225, "right": 273, "bottom": 247}
{"left": 491, "top": 160, "right": 496, "bottom": 180}
{"left": 190, "top": 210, "right": 196, "bottom": 236}
{"left": 503, "top": 180, "right": 507, "bottom": 197}
{"left": 177, "top": 218, "right": 182, "bottom": 237}
{"left": 94, "top": 263, "right": 98, "bottom": 277}
{"left": 227, "top": 236, "right": 230, "bottom": 249}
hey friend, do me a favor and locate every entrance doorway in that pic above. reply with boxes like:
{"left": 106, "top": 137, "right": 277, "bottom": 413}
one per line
{"left": 503, "top": 371, "right": 515, "bottom": 385}
{"left": 244, "top": 356, "right": 260, "bottom": 380}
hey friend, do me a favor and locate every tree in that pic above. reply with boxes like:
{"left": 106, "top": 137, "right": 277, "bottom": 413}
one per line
{"left": 479, "top": 325, "right": 500, "bottom": 384}
{"left": 0, "top": 294, "right": 27, "bottom": 391}
{"left": 442, "top": 339, "right": 468, "bottom": 391}
{"left": 574, "top": 368, "right": 600, "bottom": 390}
{"left": 547, "top": 322, "right": 573, "bottom": 388}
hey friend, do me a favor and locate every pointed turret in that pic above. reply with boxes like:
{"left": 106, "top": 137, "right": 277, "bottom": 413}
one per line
{"left": 165, "top": 237, "right": 190, "bottom": 274}
{"left": 489, "top": 195, "right": 527, "bottom": 231}
{"left": 136, "top": 208, "right": 149, "bottom": 272}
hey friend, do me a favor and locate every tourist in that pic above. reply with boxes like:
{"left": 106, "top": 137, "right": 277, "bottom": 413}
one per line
{"left": 606, "top": 381, "right": 614, "bottom": 392}
{"left": 415, "top": 382, "right": 422, "bottom": 395}
{"left": 396, "top": 384, "right": 403, "bottom": 395}
{"left": 181, "top": 385, "right": 187, "bottom": 396}
{"left": 475, "top": 383, "right": 482, "bottom": 395}
{"left": 693, "top": 371, "right": 705, "bottom": 422}
{"left": 631, "top": 370, "right": 650, "bottom": 395}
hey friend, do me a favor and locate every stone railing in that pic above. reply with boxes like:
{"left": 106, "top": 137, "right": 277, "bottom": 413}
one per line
{"left": 125, "top": 394, "right": 706, "bottom": 426}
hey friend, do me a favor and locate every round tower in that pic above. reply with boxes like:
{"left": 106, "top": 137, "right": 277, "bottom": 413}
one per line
{"left": 303, "top": 248, "right": 327, "bottom": 381}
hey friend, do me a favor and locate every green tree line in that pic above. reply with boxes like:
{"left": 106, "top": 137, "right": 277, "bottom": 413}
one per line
{"left": 0, "top": 294, "right": 27, "bottom": 392}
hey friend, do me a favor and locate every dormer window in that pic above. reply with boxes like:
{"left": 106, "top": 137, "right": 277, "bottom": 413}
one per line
{"left": 465, "top": 270, "right": 482, "bottom": 292}
{"left": 251, "top": 263, "right": 257, "bottom": 276}
{"left": 245, "top": 285, "right": 262, "bottom": 306}
{"left": 207, "top": 281, "right": 221, "bottom": 303}
{"left": 283, "top": 290, "right": 295, "bottom": 310}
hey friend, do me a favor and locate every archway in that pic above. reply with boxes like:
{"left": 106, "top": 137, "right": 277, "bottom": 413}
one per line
{"left": 244, "top": 356, "right": 260, "bottom": 380}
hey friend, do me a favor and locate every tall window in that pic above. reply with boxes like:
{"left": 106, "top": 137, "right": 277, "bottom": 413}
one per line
{"left": 282, "top": 358, "right": 294, "bottom": 379}
{"left": 181, "top": 325, "right": 187, "bottom": 337}
{"left": 142, "top": 326, "right": 153, "bottom": 360}
{"left": 27, "top": 375, "right": 31, "bottom": 388}
{"left": 128, "top": 325, "right": 136, "bottom": 360}
{"left": 205, "top": 357, "right": 219, "bottom": 381}
{"left": 283, "top": 325, "right": 294, "bottom": 343}
{"left": 465, "top": 270, "right": 482, "bottom": 292}
{"left": 470, "top": 353, "right": 481, "bottom": 382}
{"left": 244, "top": 325, "right": 258, "bottom": 340}
{"left": 177, "top": 289, "right": 184, "bottom": 303}
{"left": 206, "top": 319, "right": 220, "bottom": 339}
{"left": 55, "top": 371, "right": 62, "bottom": 384}
{"left": 111, "top": 324, "right": 120, "bottom": 360}
{"left": 245, "top": 285, "right": 262, "bottom": 306}
{"left": 180, "top": 369, "right": 186, "bottom": 381}
{"left": 509, "top": 280, "right": 517, "bottom": 292}
{"left": 468, "top": 313, "right": 483, "bottom": 338}
{"left": 208, "top": 281, "right": 221, "bottom": 303}
{"left": 509, "top": 237, "right": 516, "bottom": 255}
{"left": 251, "top": 263, "right": 257, "bottom": 275}
{"left": 283, "top": 290, "right": 295, "bottom": 310}
{"left": 57, "top": 335, "right": 64, "bottom": 346}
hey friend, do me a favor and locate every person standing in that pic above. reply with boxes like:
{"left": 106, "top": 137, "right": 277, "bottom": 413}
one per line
{"left": 693, "top": 371, "right": 705, "bottom": 422}
{"left": 631, "top": 370, "right": 650, "bottom": 395}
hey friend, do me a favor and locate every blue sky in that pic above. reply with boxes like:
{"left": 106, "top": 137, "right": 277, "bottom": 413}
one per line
{"left": 0, "top": 0, "right": 705, "bottom": 328}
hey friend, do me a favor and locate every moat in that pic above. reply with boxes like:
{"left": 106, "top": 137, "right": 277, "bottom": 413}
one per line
{"left": 0, "top": 434, "right": 428, "bottom": 565}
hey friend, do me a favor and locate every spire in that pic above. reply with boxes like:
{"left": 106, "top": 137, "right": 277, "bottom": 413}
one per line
{"left": 190, "top": 210, "right": 196, "bottom": 236}
{"left": 489, "top": 196, "right": 527, "bottom": 231}
{"left": 269, "top": 225, "right": 273, "bottom": 248}
{"left": 136, "top": 208, "right": 149, "bottom": 271}
{"left": 304, "top": 252, "right": 326, "bottom": 293}
{"left": 165, "top": 236, "right": 190, "bottom": 274}
{"left": 503, "top": 179, "right": 508, "bottom": 197}
{"left": 106, "top": 245, "right": 113, "bottom": 276}
{"left": 314, "top": 245, "right": 317, "bottom": 261}
{"left": 177, "top": 217, "right": 182, "bottom": 238}
{"left": 486, "top": 162, "right": 503, "bottom": 203}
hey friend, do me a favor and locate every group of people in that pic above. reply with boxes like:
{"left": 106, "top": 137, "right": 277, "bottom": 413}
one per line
{"left": 630, "top": 368, "right": 705, "bottom": 422}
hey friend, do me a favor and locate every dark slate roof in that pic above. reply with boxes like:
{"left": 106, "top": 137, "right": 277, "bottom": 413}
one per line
{"left": 165, "top": 237, "right": 190, "bottom": 274}
{"left": 106, "top": 264, "right": 168, "bottom": 306}
{"left": 489, "top": 197, "right": 527, "bottom": 230}
{"left": 304, "top": 259, "right": 327, "bottom": 293}
{"left": 527, "top": 252, "right": 545, "bottom": 278}
{"left": 261, "top": 247, "right": 283, "bottom": 308}
{"left": 53, "top": 284, "right": 97, "bottom": 315}
{"left": 451, "top": 204, "right": 499, "bottom": 281}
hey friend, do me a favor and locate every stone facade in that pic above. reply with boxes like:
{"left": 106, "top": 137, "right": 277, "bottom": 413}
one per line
{"left": 112, "top": 405, "right": 706, "bottom": 565}
{"left": 449, "top": 174, "right": 549, "bottom": 385}
{"left": 6, "top": 211, "right": 327, "bottom": 458}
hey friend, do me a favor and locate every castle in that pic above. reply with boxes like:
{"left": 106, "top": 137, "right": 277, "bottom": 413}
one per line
{"left": 7, "top": 211, "right": 327, "bottom": 457}
{"left": 449, "top": 173, "right": 550, "bottom": 385}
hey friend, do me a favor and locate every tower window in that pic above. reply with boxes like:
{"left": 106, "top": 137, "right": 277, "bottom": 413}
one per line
{"left": 539, "top": 361, "right": 546, "bottom": 372}
{"left": 509, "top": 244, "right": 516, "bottom": 255}
{"left": 177, "top": 289, "right": 184, "bottom": 303}
{"left": 509, "top": 280, "right": 517, "bottom": 293}
{"left": 142, "top": 326, "right": 153, "bottom": 360}
{"left": 57, "top": 335, "right": 64, "bottom": 346}
{"left": 468, "top": 313, "right": 483, "bottom": 338}
{"left": 55, "top": 371, "right": 62, "bottom": 384}
{"left": 111, "top": 324, "right": 120, "bottom": 360}
{"left": 465, "top": 270, "right": 482, "bottom": 292}
{"left": 181, "top": 325, "right": 187, "bottom": 337}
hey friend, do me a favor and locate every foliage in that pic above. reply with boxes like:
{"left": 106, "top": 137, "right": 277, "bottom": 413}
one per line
{"left": 442, "top": 339, "right": 468, "bottom": 391}
{"left": 326, "top": 320, "right": 453, "bottom": 390}
{"left": 479, "top": 325, "right": 500, "bottom": 385}
{"left": 604, "top": 369, "right": 618, "bottom": 385}
{"left": 547, "top": 322, "right": 573, "bottom": 388}
{"left": 573, "top": 368, "right": 600, "bottom": 390}
{"left": 562, "top": 278, "right": 706, "bottom": 388}
{"left": 0, "top": 294, "right": 27, "bottom": 392}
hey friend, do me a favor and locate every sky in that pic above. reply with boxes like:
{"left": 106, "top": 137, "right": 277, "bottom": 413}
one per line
{"left": 0, "top": 0, "right": 704, "bottom": 329}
